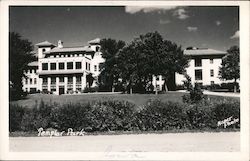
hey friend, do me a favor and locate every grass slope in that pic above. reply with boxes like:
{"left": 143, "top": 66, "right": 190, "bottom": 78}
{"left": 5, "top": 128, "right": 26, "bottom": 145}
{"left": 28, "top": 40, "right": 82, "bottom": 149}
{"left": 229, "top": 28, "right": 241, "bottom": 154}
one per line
{"left": 10, "top": 92, "right": 239, "bottom": 108}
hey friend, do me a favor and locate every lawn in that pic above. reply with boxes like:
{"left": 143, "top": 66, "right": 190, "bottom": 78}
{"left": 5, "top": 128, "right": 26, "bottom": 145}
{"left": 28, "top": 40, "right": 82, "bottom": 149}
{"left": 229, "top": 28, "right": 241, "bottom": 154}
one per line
{"left": 10, "top": 91, "right": 240, "bottom": 108}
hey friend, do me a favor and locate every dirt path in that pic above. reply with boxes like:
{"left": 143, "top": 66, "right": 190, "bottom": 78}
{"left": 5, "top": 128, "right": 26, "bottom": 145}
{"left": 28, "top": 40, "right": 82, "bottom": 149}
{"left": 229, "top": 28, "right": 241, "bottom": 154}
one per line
{"left": 9, "top": 132, "right": 240, "bottom": 152}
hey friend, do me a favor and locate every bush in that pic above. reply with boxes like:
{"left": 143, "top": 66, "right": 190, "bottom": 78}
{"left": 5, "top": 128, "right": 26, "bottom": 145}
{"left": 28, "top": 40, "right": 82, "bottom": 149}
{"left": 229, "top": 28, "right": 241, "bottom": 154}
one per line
{"left": 9, "top": 98, "right": 240, "bottom": 133}
{"left": 185, "top": 103, "right": 216, "bottom": 129}
{"left": 54, "top": 103, "right": 92, "bottom": 131}
{"left": 221, "top": 82, "right": 240, "bottom": 92}
{"left": 134, "top": 100, "right": 188, "bottom": 131}
{"left": 185, "top": 100, "right": 240, "bottom": 129}
{"left": 213, "top": 100, "right": 240, "bottom": 128}
{"left": 183, "top": 83, "right": 206, "bottom": 104}
{"left": 9, "top": 104, "right": 26, "bottom": 132}
{"left": 20, "top": 100, "right": 55, "bottom": 131}
{"left": 89, "top": 100, "right": 136, "bottom": 131}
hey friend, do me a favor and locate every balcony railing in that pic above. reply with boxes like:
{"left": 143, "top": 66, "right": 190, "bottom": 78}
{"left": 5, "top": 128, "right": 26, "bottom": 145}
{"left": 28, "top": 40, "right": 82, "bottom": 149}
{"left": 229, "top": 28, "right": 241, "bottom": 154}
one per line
{"left": 38, "top": 69, "right": 84, "bottom": 75}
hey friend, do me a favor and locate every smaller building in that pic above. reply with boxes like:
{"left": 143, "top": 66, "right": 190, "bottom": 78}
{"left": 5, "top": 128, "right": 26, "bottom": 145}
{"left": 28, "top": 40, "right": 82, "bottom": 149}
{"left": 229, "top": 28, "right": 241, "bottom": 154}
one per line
{"left": 176, "top": 47, "right": 227, "bottom": 86}
{"left": 22, "top": 61, "right": 39, "bottom": 93}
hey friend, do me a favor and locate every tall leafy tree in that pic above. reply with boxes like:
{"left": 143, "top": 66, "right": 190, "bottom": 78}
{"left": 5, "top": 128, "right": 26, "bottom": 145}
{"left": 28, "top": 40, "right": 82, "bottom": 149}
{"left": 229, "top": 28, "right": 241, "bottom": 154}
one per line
{"left": 99, "top": 38, "right": 125, "bottom": 92}
{"left": 159, "top": 40, "right": 189, "bottom": 91}
{"left": 219, "top": 46, "right": 240, "bottom": 92}
{"left": 9, "top": 32, "right": 35, "bottom": 100}
{"left": 117, "top": 42, "right": 144, "bottom": 94}
{"left": 117, "top": 31, "right": 188, "bottom": 93}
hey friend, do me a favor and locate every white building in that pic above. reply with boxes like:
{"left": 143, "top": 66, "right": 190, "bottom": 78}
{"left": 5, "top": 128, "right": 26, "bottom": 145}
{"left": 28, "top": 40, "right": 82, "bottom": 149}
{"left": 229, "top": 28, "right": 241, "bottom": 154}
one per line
{"left": 22, "top": 38, "right": 104, "bottom": 95}
{"left": 176, "top": 47, "right": 227, "bottom": 86}
{"left": 22, "top": 61, "right": 39, "bottom": 93}
{"left": 23, "top": 44, "right": 228, "bottom": 94}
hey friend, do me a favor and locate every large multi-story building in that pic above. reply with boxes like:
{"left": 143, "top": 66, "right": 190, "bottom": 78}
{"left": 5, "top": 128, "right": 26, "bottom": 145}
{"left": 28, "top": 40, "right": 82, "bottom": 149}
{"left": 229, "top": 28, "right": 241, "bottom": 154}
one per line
{"left": 175, "top": 47, "right": 227, "bottom": 86}
{"left": 23, "top": 43, "right": 228, "bottom": 94}
{"left": 22, "top": 38, "right": 104, "bottom": 95}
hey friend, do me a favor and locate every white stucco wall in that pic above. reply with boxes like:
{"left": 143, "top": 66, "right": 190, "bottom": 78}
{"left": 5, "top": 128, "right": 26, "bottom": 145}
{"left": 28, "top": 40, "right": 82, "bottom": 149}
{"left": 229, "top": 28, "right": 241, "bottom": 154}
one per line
{"left": 22, "top": 69, "right": 39, "bottom": 92}
{"left": 176, "top": 57, "right": 226, "bottom": 86}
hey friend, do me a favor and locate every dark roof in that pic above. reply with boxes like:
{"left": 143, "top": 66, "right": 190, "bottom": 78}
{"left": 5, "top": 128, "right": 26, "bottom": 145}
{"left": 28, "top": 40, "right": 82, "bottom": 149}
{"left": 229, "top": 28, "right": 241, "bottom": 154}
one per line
{"left": 184, "top": 48, "right": 226, "bottom": 56}
{"left": 36, "top": 41, "right": 56, "bottom": 47}
{"left": 44, "top": 46, "right": 95, "bottom": 54}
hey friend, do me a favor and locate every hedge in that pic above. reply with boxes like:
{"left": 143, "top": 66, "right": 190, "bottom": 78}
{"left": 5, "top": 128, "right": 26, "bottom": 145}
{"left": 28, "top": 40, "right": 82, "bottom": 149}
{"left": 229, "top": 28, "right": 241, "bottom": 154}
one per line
{"left": 9, "top": 99, "right": 240, "bottom": 132}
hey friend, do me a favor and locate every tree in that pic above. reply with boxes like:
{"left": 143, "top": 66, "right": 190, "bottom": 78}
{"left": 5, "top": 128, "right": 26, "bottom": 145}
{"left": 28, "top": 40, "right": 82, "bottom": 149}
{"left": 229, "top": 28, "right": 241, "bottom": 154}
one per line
{"left": 219, "top": 46, "right": 240, "bottom": 92}
{"left": 117, "top": 43, "right": 141, "bottom": 94}
{"left": 9, "top": 32, "right": 35, "bottom": 100}
{"left": 158, "top": 40, "right": 189, "bottom": 91}
{"left": 117, "top": 31, "right": 189, "bottom": 93}
{"left": 99, "top": 38, "right": 125, "bottom": 92}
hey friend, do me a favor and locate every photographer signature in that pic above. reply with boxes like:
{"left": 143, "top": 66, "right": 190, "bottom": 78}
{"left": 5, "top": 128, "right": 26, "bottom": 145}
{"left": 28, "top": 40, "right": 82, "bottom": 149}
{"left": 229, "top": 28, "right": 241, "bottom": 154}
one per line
{"left": 217, "top": 116, "right": 239, "bottom": 128}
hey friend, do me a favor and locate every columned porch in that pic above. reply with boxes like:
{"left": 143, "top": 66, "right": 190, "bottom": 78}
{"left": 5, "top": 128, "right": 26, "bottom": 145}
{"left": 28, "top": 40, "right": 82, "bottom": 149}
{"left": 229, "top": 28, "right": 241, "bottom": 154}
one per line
{"left": 39, "top": 73, "right": 86, "bottom": 95}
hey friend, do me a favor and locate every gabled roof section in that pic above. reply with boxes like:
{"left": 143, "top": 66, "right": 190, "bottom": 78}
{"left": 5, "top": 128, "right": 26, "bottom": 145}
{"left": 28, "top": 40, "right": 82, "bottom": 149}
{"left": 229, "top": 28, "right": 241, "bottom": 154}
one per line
{"left": 36, "top": 41, "right": 56, "bottom": 47}
{"left": 28, "top": 61, "right": 38, "bottom": 66}
{"left": 184, "top": 48, "right": 226, "bottom": 56}
{"left": 88, "top": 38, "right": 101, "bottom": 45}
{"left": 44, "top": 46, "right": 95, "bottom": 54}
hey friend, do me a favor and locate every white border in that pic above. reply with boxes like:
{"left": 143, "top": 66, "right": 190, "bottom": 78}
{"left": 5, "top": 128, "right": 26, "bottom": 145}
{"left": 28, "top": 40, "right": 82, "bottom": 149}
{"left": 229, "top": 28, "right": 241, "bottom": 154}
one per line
{"left": 0, "top": 1, "right": 249, "bottom": 160}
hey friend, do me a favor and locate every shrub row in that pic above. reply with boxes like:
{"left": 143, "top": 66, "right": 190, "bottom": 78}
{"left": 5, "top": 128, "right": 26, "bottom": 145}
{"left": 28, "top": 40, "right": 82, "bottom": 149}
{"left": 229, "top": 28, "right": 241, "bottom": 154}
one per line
{"left": 9, "top": 99, "right": 240, "bottom": 132}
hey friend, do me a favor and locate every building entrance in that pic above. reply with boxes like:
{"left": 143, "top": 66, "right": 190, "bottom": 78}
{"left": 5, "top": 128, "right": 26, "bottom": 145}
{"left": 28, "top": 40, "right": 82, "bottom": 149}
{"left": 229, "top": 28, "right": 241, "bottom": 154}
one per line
{"left": 59, "top": 86, "right": 65, "bottom": 95}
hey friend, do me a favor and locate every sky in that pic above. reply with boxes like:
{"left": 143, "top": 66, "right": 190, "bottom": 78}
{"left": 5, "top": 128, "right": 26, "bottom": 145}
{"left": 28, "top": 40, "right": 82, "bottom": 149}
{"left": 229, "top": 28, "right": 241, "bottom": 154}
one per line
{"left": 9, "top": 6, "right": 239, "bottom": 51}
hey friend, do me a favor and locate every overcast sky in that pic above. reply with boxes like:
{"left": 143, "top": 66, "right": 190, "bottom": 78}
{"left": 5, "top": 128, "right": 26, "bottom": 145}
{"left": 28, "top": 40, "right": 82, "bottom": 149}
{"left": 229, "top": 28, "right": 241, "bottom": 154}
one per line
{"left": 10, "top": 6, "right": 239, "bottom": 51}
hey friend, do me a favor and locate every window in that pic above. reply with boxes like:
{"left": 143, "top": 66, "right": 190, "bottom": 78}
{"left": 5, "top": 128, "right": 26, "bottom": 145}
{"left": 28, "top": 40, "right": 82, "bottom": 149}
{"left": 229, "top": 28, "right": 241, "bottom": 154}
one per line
{"left": 50, "top": 63, "right": 56, "bottom": 70}
{"left": 67, "top": 62, "right": 73, "bottom": 69}
{"left": 210, "top": 69, "right": 214, "bottom": 77}
{"left": 42, "top": 48, "right": 46, "bottom": 52}
{"left": 59, "top": 77, "right": 64, "bottom": 82}
{"left": 76, "top": 76, "right": 81, "bottom": 83}
{"left": 34, "top": 69, "right": 36, "bottom": 73}
{"left": 25, "top": 79, "right": 28, "bottom": 84}
{"left": 42, "top": 63, "right": 48, "bottom": 70}
{"left": 99, "top": 63, "right": 104, "bottom": 72}
{"left": 59, "top": 63, "right": 65, "bottom": 70}
{"left": 30, "top": 78, "right": 32, "bottom": 84}
{"left": 42, "top": 78, "right": 47, "bottom": 84}
{"left": 68, "top": 76, "right": 73, "bottom": 84}
{"left": 195, "top": 58, "right": 202, "bottom": 67}
{"left": 34, "top": 78, "right": 37, "bottom": 84}
{"left": 210, "top": 59, "right": 214, "bottom": 64}
{"left": 86, "top": 62, "right": 90, "bottom": 71}
{"left": 211, "top": 81, "right": 214, "bottom": 85}
{"left": 195, "top": 69, "right": 202, "bottom": 80}
{"left": 76, "top": 62, "right": 82, "bottom": 69}
{"left": 156, "top": 76, "right": 159, "bottom": 81}
{"left": 94, "top": 65, "right": 97, "bottom": 72}
{"left": 51, "top": 77, "right": 56, "bottom": 84}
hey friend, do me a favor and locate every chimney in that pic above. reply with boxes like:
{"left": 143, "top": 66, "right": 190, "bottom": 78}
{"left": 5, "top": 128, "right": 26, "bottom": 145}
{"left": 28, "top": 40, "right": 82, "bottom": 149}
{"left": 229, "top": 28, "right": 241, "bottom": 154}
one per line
{"left": 58, "top": 40, "right": 63, "bottom": 48}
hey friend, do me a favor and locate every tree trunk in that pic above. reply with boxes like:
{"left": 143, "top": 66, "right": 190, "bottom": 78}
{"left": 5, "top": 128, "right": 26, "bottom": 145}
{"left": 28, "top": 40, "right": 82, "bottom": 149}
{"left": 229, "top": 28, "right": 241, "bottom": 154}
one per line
{"left": 163, "top": 76, "right": 169, "bottom": 92}
{"left": 234, "top": 79, "right": 237, "bottom": 93}
{"left": 130, "top": 87, "right": 133, "bottom": 94}
{"left": 164, "top": 82, "right": 168, "bottom": 92}
{"left": 155, "top": 80, "right": 158, "bottom": 95}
